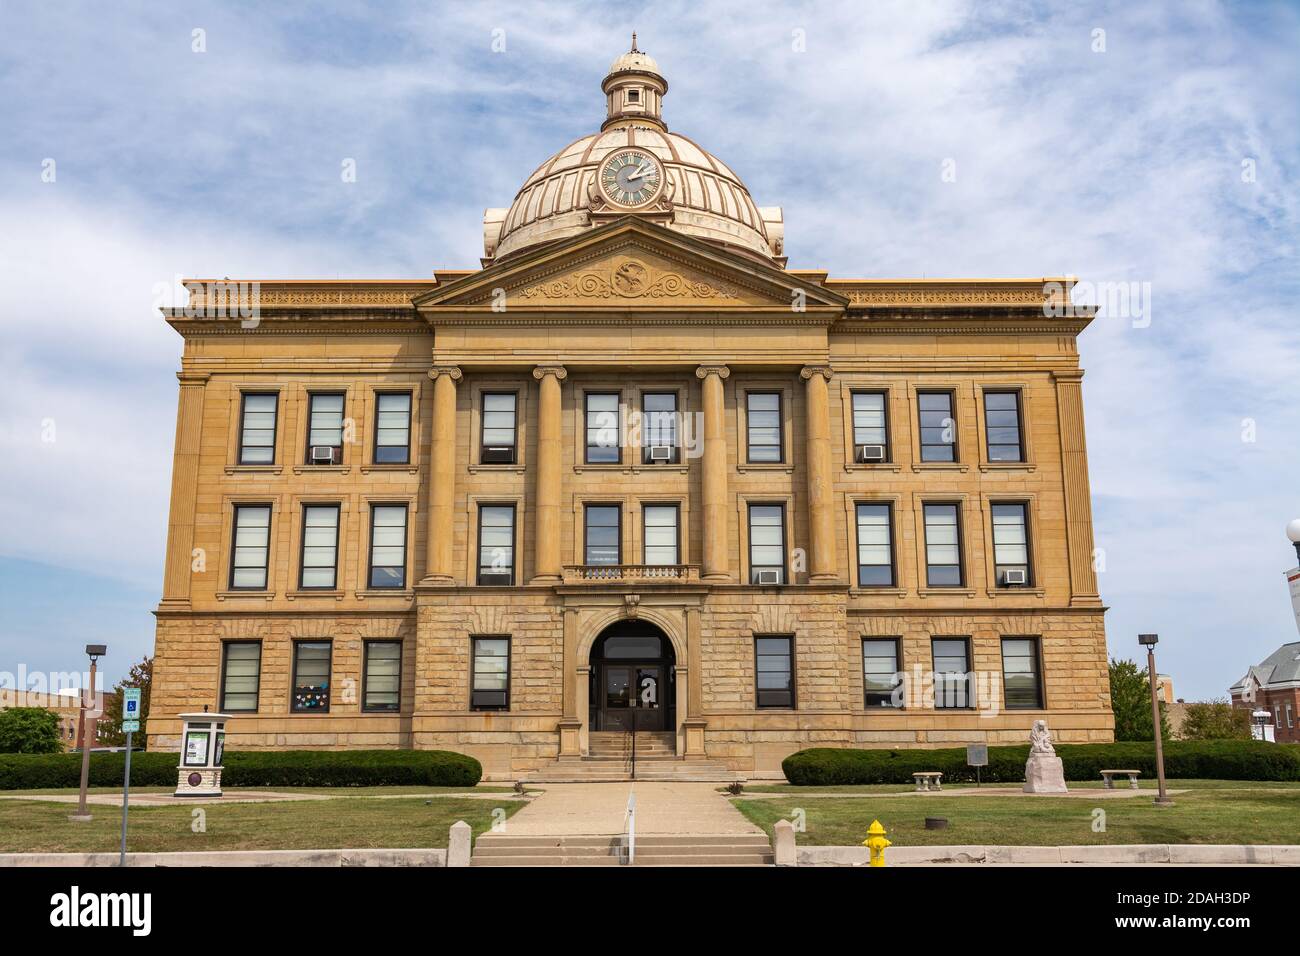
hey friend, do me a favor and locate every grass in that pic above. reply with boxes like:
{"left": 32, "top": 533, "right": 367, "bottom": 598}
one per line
{"left": 732, "top": 784, "right": 1300, "bottom": 847}
{"left": 0, "top": 784, "right": 512, "bottom": 797}
{"left": 738, "top": 778, "right": 1300, "bottom": 795}
{"left": 0, "top": 796, "right": 525, "bottom": 854}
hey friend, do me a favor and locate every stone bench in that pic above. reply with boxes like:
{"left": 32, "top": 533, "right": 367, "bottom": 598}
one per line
{"left": 912, "top": 772, "right": 943, "bottom": 792}
{"left": 1100, "top": 769, "right": 1141, "bottom": 790}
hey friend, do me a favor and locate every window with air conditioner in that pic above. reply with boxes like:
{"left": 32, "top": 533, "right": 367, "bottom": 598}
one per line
{"left": 748, "top": 504, "right": 786, "bottom": 584}
{"left": 305, "top": 392, "right": 345, "bottom": 464}
{"left": 851, "top": 391, "right": 889, "bottom": 463}
{"left": 641, "top": 392, "right": 679, "bottom": 464}
{"left": 991, "top": 502, "right": 1031, "bottom": 587}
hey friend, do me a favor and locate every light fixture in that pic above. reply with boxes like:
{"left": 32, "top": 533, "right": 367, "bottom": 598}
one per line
{"left": 1138, "top": 633, "right": 1158, "bottom": 647}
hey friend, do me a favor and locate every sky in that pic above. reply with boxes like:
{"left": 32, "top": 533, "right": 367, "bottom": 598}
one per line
{"left": 1, "top": 0, "right": 1297, "bottom": 699}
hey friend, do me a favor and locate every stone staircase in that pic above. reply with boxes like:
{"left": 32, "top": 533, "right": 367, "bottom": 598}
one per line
{"left": 522, "top": 731, "right": 740, "bottom": 783}
{"left": 471, "top": 832, "right": 773, "bottom": 867}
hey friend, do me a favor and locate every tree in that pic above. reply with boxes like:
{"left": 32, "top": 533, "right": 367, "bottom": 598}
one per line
{"left": 0, "top": 707, "right": 63, "bottom": 754}
{"left": 1109, "top": 658, "right": 1172, "bottom": 742}
{"left": 99, "top": 656, "right": 153, "bottom": 749}
{"left": 1180, "top": 699, "right": 1251, "bottom": 740}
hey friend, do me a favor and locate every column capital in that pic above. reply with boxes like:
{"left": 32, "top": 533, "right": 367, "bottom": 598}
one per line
{"left": 1051, "top": 368, "right": 1085, "bottom": 384}
{"left": 695, "top": 364, "right": 730, "bottom": 380}
{"left": 800, "top": 365, "right": 833, "bottom": 382}
{"left": 532, "top": 364, "right": 568, "bottom": 381}
{"left": 428, "top": 365, "right": 462, "bottom": 382}
{"left": 176, "top": 371, "right": 211, "bottom": 385}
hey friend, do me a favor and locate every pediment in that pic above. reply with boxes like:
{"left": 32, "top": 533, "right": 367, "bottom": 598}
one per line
{"left": 415, "top": 217, "right": 845, "bottom": 312}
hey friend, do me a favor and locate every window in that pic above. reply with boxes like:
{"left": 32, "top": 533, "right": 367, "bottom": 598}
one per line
{"left": 863, "top": 638, "right": 902, "bottom": 708}
{"left": 584, "top": 505, "right": 621, "bottom": 566}
{"left": 855, "top": 503, "right": 895, "bottom": 587}
{"left": 363, "top": 641, "right": 402, "bottom": 712}
{"left": 748, "top": 504, "right": 786, "bottom": 584}
{"left": 470, "top": 637, "right": 510, "bottom": 710}
{"left": 746, "top": 392, "right": 782, "bottom": 463}
{"left": 229, "top": 504, "right": 271, "bottom": 590}
{"left": 306, "top": 392, "right": 345, "bottom": 464}
{"left": 917, "top": 391, "right": 956, "bottom": 462}
{"left": 373, "top": 392, "right": 411, "bottom": 464}
{"left": 1002, "top": 638, "right": 1043, "bottom": 709}
{"left": 643, "top": 504, "right": 679, "bottom": 565}
{"left": 585, "top": 392, "right": 621, "bottom": 463}
{"left": 932, "top": 638, "right": 972, "bottom": 709}
{"left": 1287, "top": 703, "right": 1294, "bottom": 729}
{"left": 299, "top": 505, "right": 340, "bottom": 589}
{"left": 991, "top": 503, "right": 1031, "bottom": 586}
{"left": 755, "top": 636, "right": 795, "bottom": 708}
{"left": 291, "top": 641, "right": 331, "bottom": 712}
{"left": 641, "top": 392, "right": 679, "bottom": 463}
{"left": 851, "top": 391, "right": 889, "bottom": 459}
{"left": 238, "top": 392, "right": 277, "bottom": 464}
{"left": 984, "top": 390, "right": 1023, "bottom": 462}
{"left": 220, "top": 642, "right": 261, "bottom": 712}
{"left": 477, "top": 505, "right": 516, "bottom": 585}
{"left": 480, "top": 392, "right": 518, "bottom": 464}
{"left": 923, "top": 503, "right": 963, "bottom": 587}
{"left": 368, "top": 505, "right": 408, "bottom": 589}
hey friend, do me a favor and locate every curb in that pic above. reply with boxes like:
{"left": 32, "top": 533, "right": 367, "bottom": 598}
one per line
{"left": 0, "top": 848, "right": 447, "bottom": 868}
{"left": 797, "top": 843, "right": 1300, "bottom": 866}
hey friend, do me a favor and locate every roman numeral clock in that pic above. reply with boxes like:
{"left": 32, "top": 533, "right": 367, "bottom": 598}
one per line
{"left": 599, "top": 149, "right": 664, "bottom": 208}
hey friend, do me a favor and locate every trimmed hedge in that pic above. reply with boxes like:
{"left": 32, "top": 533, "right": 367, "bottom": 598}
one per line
{"left": 782, "top": 740, "right": 1300, "bottom": 786}
{"left": 0, "top": 749, "right": 482, "bottom": 791}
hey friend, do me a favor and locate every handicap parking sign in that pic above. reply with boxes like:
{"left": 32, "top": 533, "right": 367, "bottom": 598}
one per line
{"left": 124, "top": 688, "right": 141, "bottom": 716}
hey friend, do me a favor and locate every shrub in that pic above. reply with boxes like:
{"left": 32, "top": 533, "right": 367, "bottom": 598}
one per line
{"left": 782, "top": 739, "right": 1300, "bottom": 786}
{"left": 0, "top": 749, "right": 481, "bottom": 790}
{"left": 0, "top": 707, "right": 64, "bottom": 754}
{"left": 1179, "top": 700, "right": 1252, "bottom": 740}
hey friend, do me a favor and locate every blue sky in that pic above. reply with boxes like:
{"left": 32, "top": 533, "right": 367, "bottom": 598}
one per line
{"left": 1, "top": 0, "right": 1297, "bottom": 698}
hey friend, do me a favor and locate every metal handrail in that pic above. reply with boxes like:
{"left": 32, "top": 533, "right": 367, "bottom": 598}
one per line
{"left": 624, "top": 791, "right": 636, "bottom": 865}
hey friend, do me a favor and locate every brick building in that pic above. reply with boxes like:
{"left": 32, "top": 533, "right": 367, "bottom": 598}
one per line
{"left": 1230, "top": 642, "right": 1300, "bottom": 743}
{"left": 147, "top": 42, "right": 1113, "bottom": 779}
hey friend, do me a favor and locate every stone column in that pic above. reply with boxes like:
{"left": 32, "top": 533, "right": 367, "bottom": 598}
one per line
{"left": 695, "top": 364, "right": 731, "bottom": 582}
{"left": 422, "top": 365, "right": 461, "bottom": 585}
{"left": 1053, "top": 370, "right": 1102, "bottom": 606}
{"left": 801, "top": 365, "right": 837, "bottom": 582}
{"left": 160, "top": 371, "right": 209, "bottom": 608}
{"left": 558, "top": 607, "right": 582, "bottom": 756}
{"left": 683, "top": 606, "right": 707, "bottom": 756}
{"left": 532, "top": 364, "right": 567, "bottom": 583}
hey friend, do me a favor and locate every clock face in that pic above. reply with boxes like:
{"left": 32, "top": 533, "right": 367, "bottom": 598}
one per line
{"left": 599, "top": 150, "right": 663, "bottom": 207}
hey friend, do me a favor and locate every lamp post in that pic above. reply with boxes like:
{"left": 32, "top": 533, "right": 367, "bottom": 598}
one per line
{"left": 1286, "top": 519, "right": 1300, "bottom": 565}
{"left": 69, "top": 644, "right": 107, "bottom": 822}
{"left": 1138, "top": 634, "right": 1172, "bottom": 806}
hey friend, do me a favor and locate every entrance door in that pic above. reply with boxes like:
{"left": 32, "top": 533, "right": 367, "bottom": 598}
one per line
{"left": 599, "top": 663, "right": 664, "bottom": 731}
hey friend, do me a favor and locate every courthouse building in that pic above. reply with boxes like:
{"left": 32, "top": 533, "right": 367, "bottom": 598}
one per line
{"left": 148, "top": 43, "right": 1113, "bottom": 778}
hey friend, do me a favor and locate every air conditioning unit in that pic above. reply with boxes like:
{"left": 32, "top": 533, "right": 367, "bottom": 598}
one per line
{"left": 309, "top": 445, "right": 339, "bottom": 465}
{"left": 482, "top": 445, "right": 515, "bottom": 464}
{"left": 1002, "top": 569, "right": 1028, "bottom": 586}
{"left": 756, "top": 569, "right": 781, "bottom": 586}
{"left": 648, "top": 445, "right": 673, "bottom": 463}
{"left": 856, "top": 444, "right": 886, "bottom": 463}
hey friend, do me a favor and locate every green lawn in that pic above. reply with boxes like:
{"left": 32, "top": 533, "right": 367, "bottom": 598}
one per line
{"left": 738, "top": 778, "right": 1300, "bottom": 795}
{"left": 0, "top": 796, "right": 525, "bottom": 853}
{"left": 733, "top": 785, "right": 1300, "bottom": 847}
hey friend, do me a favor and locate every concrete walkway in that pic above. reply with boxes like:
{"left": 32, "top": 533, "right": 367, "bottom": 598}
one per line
{"left": 503, "top": 782, "right": 762, "bottom": 836}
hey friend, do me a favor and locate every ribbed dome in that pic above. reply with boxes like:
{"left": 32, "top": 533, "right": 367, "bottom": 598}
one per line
{"left": 483, "top": 40, "right": 784, "bottom": 265}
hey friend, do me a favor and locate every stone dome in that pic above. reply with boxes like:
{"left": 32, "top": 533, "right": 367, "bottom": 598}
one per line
{"left": 484, "top": 39, "right": 784, "bottom": 265}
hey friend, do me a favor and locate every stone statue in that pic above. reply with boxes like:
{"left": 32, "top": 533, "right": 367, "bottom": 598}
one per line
{"left": 1029, "top": 719, "right": 1055, "bottom": 756}
{"left": 1023, "top": 719, "right": 1068, "bottom": 794}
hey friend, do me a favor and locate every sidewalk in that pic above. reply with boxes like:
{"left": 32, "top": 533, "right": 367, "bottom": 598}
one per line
{"left": 503, "top": 782, "right": 762, "bottom": 835}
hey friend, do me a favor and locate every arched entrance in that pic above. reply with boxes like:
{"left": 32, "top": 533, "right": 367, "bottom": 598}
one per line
{"left": 588, "top": 620, "right": 676, "bottom": 732}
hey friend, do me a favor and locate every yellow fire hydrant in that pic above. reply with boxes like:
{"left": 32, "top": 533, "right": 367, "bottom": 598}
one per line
{"left": 863, "top": 819, "right": 891, "bottom": 867}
